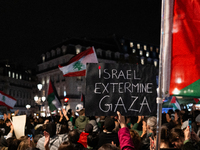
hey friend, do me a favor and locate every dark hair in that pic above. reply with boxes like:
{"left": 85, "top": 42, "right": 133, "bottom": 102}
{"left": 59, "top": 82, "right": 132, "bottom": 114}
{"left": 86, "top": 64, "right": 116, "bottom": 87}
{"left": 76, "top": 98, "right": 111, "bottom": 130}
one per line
{"left": 33, "top": 134, "right": 43, "bottom": 144}
{"left": 104, "top": 117, "right": 115, "bottom": 132}
{"left": 68, "top": 129, "right": 80, "bottom": 143}
{"left": 58, "top": 141, "right": 75, "bottom": 150}
{"left": 7, "top": 137, "right": 21, "bottom": 150}
{"left": 169, "top": 127, "right": 184, "bottom": 143}
{"left": 5, "top": 119, "right": 11, "bottom": 124}
{"left": 87, "top": 133, "right": 99, "bottom": 148}
{"left": 129, "top": 129, "right": 141, "bottom": 150}
{"left": 161, "top": 125, "right": 169, "bottom": 140}
{"left": 79, "top": 109, "right": 85, "bottom": 116}
{"left": 44, "top": 122, "right": 56, "bottom": 137}
{"left": 98, "top": 143, "right": 119, "bottom": 150}
{"left": 59, "top": 124, "right": 69, "bottom": 134}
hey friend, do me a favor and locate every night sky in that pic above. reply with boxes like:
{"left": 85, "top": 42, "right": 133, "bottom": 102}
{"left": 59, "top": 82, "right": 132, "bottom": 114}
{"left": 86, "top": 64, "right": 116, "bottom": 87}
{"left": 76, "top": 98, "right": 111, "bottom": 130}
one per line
{"left": 0, "top": 0, "right": 161, "bottom": 68}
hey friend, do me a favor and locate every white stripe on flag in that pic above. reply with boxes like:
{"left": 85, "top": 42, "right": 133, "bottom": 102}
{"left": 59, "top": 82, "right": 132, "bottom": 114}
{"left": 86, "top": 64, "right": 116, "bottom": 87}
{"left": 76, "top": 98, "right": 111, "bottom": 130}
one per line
{"left": 0, "top": 93, "right": 16, "bottom": 108}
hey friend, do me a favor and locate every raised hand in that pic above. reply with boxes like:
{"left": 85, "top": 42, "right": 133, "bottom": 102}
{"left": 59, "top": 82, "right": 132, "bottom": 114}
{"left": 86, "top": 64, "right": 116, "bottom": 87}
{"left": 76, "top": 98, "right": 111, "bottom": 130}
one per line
{"left": 117, "top": 111, "right": 126, "bottom": 128}
{"left": 44, "top": 131, "right": 50, "bottom": 150}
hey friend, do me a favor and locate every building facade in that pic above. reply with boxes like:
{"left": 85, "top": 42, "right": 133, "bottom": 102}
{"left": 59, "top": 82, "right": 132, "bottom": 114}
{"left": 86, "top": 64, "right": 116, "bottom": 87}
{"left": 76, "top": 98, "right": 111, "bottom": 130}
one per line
{"left": 0, "top": 60, "right": 37, "bottom": 115}
{"left": 36, "top": 35, "right": 159, "bottom": 113}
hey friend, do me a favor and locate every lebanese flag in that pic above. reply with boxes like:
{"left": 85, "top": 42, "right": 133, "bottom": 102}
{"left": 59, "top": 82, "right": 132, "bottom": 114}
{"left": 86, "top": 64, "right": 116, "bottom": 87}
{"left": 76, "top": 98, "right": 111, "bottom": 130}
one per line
{"left": 171, "top": 96, "right": 181, "bottom": 110}
{"left": 162, "top": 0, "right": 200, "bottom": 97}
{"left": 0, "top": 90, "right": 16, "bottom": 109}
{"left": 47, "top": 80, "right": 61, "bottom": 111}
{"left": 59, "top": 47, "right": 98, "bottom": 77}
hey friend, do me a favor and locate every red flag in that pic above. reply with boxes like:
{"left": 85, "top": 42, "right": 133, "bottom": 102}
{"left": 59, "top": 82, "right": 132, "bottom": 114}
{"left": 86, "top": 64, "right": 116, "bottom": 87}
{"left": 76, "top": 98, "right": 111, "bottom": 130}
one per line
{"left": 162, "top": 0, "right": 200, "bottom": 97}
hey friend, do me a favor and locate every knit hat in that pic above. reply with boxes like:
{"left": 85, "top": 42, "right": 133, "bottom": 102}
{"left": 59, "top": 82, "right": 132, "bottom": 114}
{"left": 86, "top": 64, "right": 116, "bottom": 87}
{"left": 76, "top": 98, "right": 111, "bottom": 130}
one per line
{"left": 85, "top": 123, "right": 93, "bottom": 133}
{"left": 196, "top": 114, "right": 200, "bottom": 123}
{"left": 104, "top": 117, "right": 115, "bottom": 132}
{"left": 89, "top": 120, "right": 98, "bottom": 132}
{"left": 147, "top": 116, "right": 157, "bottom": 131}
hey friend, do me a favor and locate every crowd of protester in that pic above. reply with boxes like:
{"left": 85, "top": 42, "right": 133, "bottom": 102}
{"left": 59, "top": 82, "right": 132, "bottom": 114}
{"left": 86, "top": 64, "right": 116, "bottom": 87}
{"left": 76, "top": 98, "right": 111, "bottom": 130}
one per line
{"left": 1, "top": 104, "right": 200, "bottom": 150}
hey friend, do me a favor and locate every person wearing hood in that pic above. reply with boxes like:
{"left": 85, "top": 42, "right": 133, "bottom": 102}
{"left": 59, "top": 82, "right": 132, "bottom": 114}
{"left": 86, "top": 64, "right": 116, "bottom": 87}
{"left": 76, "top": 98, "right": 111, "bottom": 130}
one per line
{"left": 75, "top": 108, "right": 89, "bottom": 132}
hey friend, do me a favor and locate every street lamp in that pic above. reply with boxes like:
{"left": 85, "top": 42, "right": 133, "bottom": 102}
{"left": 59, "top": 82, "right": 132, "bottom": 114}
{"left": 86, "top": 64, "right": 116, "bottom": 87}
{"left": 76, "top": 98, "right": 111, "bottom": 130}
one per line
{"left": 34, "top": 83, "right": 46, "bottom": 105}
{"left": 26, "top": 104, "right": 31, "bottom": 109}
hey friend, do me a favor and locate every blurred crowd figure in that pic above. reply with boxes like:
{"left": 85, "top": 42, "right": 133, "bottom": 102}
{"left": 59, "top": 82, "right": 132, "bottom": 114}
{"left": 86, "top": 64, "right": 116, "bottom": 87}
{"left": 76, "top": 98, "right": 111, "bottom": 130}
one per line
{"left": 1, "top": 104, "right": 200, "bottom": 150}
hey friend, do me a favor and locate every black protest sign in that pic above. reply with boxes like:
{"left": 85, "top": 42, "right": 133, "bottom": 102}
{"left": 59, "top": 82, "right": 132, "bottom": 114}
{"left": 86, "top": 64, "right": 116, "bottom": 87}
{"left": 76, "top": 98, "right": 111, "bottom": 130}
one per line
{"left": 85, "top": 63, "right": 157, "bottom": 116}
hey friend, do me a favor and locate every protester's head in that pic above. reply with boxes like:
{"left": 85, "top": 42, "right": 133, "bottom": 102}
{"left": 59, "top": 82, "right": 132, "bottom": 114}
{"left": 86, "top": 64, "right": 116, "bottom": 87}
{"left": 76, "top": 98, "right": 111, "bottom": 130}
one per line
{"left": 98, "top": 143, "right": 119, "bottom": 150}
{"left": 7, "top": 137, "right": 21, "bottom": 150}
{"left": 17, "top": 139, "right": 35, "bottom": 150}
{"left": 58, "top": 141, "right": 76, "bottom": 150}
{"left": 169, "top": 127, "right": 184, "bottom": 149}
{"left": 59, "top": 124, "right": 69, "bottom": 134}
{"left": 89, "top": 120, "right": 99, "bottom": 133}
{"left": 84, "top": 123, "right": 93, "bottom": 134}
{"left": 68, "top": 129, "right": 80, "bottom": 143}
{"left": 87, "top": 133, "right": 99, "bottom": 148}
{"left": 161, "top": 125, "right": 170, "bottom": 141}
{"left": 67, "top": 109, "right": 72, "bottom": 119}
{"left": 147, "top": 116, "right": 157, "bottom": 133}
{"left": 43, "top": 122, "right": 56, "bottom": 137}
{"left": 38, "top": 117, "right": 44, "bottom": 124}
{"left": 129, "top": 129, "right": 141, "bottom": 150}
{"left": 75, "top": 104, "right": 83, "bottom": 112}
{"left": 5, "top": 119, "right": 11, "bottom": 127}
{"left": 78, "top": 108, "right": 85, "bottom": 116}
{"left": 104, "top": 117, "right": 115, "bottom": 132}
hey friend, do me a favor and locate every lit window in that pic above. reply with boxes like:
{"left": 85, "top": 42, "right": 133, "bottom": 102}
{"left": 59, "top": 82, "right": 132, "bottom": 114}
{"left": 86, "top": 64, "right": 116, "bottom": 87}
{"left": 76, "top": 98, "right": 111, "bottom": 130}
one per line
{"left": 156, "top": 48, "right": 159, "bottom": 53}
{"left": 47, "top": 76, "right": 50, "bottom": 84}
{"left": 12, "top": 72, "right": 15, "bottom": 78}
{"left": 42, "top": 56, "right": 45, "bottom": 62}
{"left": 150, "top": 46, "right": 153, "bottom": 51}
{"left": 20, "top": 74, "right": 22, "bottom": 79}
{"left": 76, "top": 48, "right": 80, "bottom": 54}
{"left": 137, "top": 44, "right": 140, "bottom": 49}
{"left": 130, "top": 42, "right": 134, "bottom": 48}
{"left": 132, "top": 49, "right": 136, "bottom": 53}
{"left": 42, "top": 77, "right": 45, "bottom": 85}
{"left": 141, "top": 57, "right": 145, "bottom": 65}
{"left": 146, "top": 51, "right": 150, "bottom": 57}
{"left": 140, "top": 50, "right": 143, "bottom": 56}
{"left": 154, "top": 59, "right": 158, "bottom": 67}
{"left": 8, "top": 71, "right": 11, "bottom": 77}
{"left": 144, "top": 45, "right": 147, "bottom": 50}
{"left": 16, "top": 73, "right": 18, "bottom": 79}
{"left": 29, "top": 77, "right": 31, "bottom": 80}
{"left": 42, "top": 90, "right": 45, "bottom": 97}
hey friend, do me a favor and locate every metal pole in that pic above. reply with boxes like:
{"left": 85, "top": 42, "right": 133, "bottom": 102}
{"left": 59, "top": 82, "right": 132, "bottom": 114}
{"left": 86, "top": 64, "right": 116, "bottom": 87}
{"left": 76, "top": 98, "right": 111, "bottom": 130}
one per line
{"left": 155, "top": 0, "right": 165, "bottom": 150}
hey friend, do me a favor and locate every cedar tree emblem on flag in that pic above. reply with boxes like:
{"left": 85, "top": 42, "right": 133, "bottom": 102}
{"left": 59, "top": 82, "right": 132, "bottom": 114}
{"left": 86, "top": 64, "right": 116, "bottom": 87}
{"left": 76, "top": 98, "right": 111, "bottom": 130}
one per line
{"left": 0, "top": 90, "right": 16, "bottom": 110}
{"left": 58, "top": 47, "right": 98, "bottom": 77}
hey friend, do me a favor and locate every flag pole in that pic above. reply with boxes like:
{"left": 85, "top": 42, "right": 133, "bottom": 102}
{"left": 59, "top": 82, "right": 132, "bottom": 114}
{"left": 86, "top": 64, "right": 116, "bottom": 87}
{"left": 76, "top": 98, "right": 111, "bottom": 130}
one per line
{"left": 155, "top": 0, "right": 165, "bottom": 150}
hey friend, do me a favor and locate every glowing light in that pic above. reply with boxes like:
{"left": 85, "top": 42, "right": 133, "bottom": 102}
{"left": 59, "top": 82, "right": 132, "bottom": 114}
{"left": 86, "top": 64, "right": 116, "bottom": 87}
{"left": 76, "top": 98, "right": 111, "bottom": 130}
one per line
{"left": 172, "top": 88, "right": 180, "bottom": 95}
